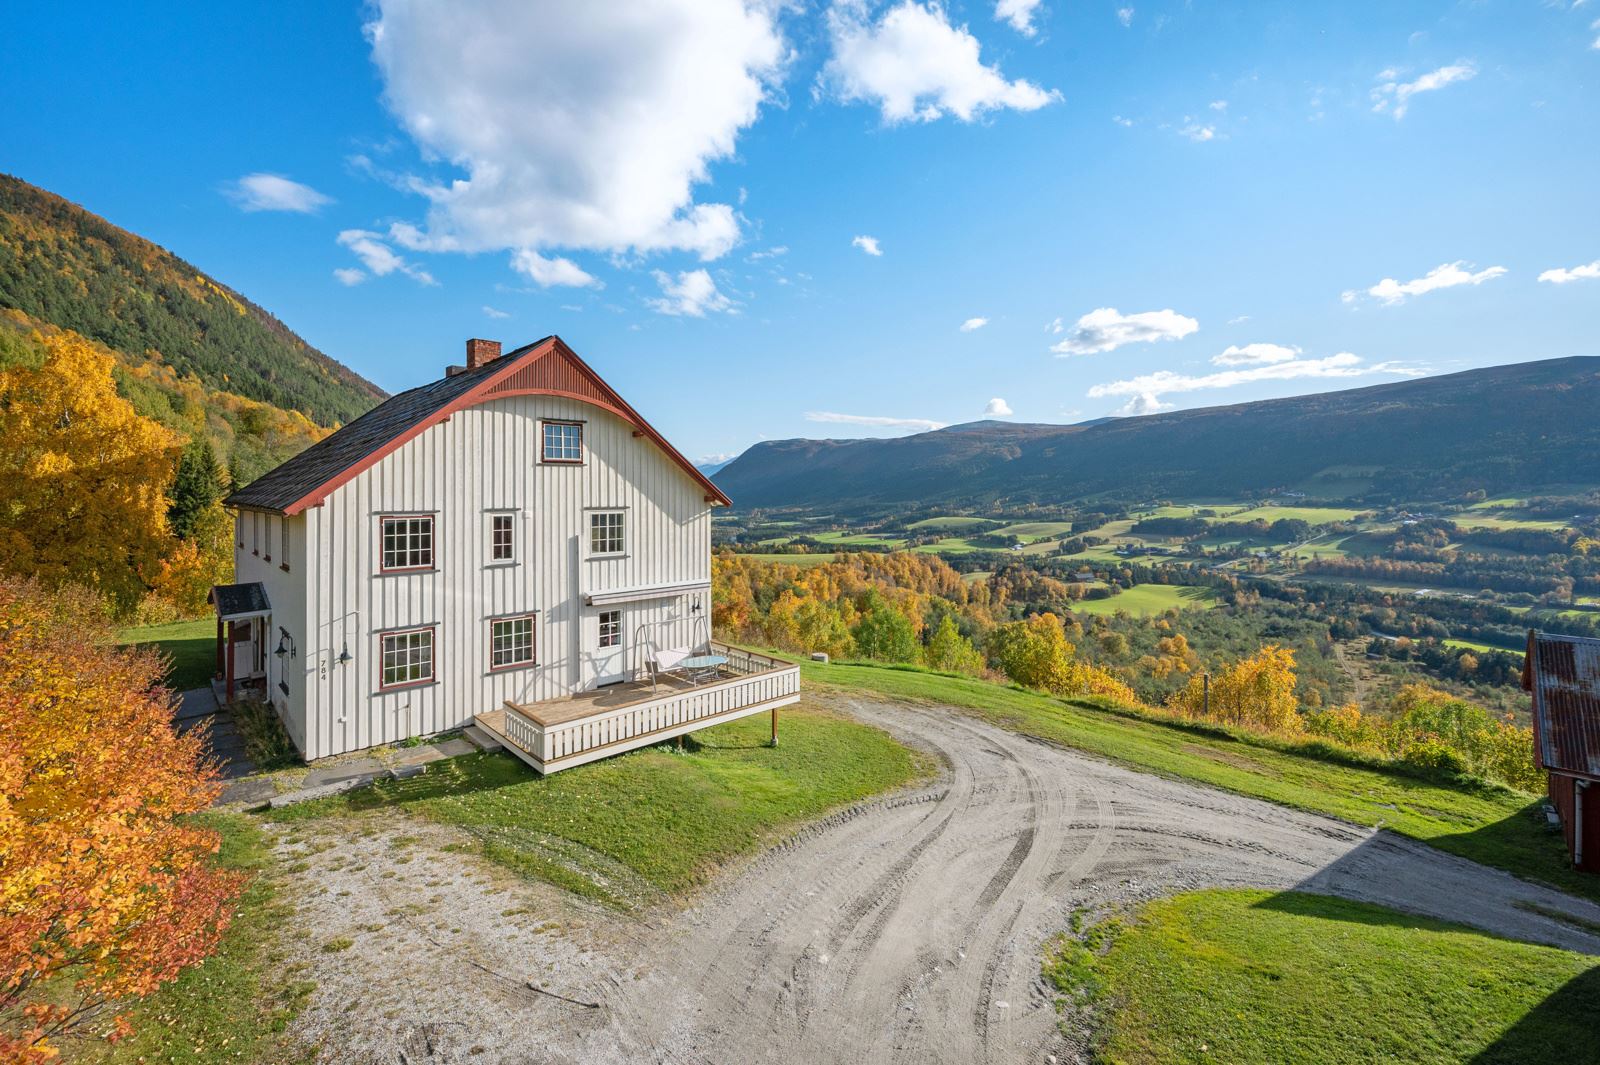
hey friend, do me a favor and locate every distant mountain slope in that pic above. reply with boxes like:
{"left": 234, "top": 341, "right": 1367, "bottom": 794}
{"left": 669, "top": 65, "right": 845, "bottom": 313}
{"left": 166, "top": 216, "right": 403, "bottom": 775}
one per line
{"left": 0, "top": 172, "right": 383, "bottom": 427}
{"left": 715, "top": 358, "right": 1600, "bottom": 509}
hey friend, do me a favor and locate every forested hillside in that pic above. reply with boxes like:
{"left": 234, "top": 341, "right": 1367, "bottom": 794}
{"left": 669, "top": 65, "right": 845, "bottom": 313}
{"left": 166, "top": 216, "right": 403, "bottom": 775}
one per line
{"left": 716, "top": 359, "right": 1600, "bottom": 510}
{"left": 0, "top": 173, "right": 382, "bottom": 427}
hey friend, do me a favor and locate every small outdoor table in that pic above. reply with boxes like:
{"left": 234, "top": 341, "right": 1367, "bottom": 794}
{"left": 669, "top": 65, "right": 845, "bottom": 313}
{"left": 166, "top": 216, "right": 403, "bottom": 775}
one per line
{"left": 679, "top": 653, "right": 728, "bottom": 686}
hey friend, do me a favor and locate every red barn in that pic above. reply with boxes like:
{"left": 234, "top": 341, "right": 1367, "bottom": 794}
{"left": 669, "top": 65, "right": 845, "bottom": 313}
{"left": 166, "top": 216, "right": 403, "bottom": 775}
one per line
{"left": 1524, "top": 630, "right": 1600, "bottom": 872}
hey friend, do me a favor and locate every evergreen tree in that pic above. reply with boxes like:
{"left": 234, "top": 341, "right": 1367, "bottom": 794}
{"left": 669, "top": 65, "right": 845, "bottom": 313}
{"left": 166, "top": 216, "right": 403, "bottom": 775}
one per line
{"left": 168, "top": 438, "right": 224, "bottom": 540}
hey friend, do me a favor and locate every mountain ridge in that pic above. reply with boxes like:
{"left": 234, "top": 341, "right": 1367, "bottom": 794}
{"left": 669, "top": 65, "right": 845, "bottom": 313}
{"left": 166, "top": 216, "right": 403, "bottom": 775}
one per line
{"left": 715, "top": 357, "right": 1600, "bottom": 510}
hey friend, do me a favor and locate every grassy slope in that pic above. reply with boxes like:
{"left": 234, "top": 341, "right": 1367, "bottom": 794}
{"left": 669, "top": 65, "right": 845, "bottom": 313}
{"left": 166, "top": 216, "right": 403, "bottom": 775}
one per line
{"left": 1070, "top": 585, "right": 1220, "bottom": 617}
{"left": 118, "top": 618, "right": 215, "bottom": 692}
{"left": 81, "top": 814, "right": 311, "bottom": 1065}
{"left": 268, "top": 706, "right": 929, "bottom": 908}
{"left": 800, "top": 660, "right": 1592, "bottom": 902}
{"left": 1050, "top": 889, "right": 1600, "bottom": 1065}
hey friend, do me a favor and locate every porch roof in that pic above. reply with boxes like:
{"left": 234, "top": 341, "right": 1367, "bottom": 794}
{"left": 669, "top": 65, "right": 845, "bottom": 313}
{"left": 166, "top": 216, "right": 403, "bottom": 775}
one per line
{"left": 210, "top": 582, "right": 272, "bottom": 622}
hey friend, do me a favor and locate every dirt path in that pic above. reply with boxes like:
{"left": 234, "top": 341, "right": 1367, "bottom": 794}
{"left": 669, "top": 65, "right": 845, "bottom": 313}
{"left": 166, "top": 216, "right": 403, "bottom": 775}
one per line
{"left": 276, "top": 695, "right": 1600, "bottom": 1064}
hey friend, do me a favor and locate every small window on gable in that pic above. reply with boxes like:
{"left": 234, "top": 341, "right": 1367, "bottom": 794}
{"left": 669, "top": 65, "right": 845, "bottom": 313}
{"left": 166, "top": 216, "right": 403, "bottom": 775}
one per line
{"left": 589, "top": 511, "right": 625, "bottom": 556}
{"left": 542, "top": 421, "right": 582, "bottom": 463}
{"left": 280, "top": 517, "right": 291, "bottom": 570}
{"left": 490, "top": 513, "right": 515, "bottom": 563}
{"left": 381, "top": 516, "right": 434, "bottom": 572}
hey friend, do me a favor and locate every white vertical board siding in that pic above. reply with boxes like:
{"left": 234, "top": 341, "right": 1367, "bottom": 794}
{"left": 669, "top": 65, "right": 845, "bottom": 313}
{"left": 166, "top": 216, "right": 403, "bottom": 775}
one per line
{"left": 230, "top": 511, "right": 309, "bottom": 752}
{"left": 298, "top": 394, "right": 713, "bottom": 760}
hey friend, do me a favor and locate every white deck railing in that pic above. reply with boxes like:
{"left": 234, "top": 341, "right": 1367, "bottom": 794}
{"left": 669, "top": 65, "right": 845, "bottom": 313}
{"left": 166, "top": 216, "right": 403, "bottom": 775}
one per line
{"left": 495, "top": 645, "right": 800, "bottom": 773}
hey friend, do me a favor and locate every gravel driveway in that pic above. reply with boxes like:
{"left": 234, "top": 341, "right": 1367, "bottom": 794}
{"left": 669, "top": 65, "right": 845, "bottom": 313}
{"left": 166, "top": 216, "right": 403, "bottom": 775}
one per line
{"left": 276, "top": 695, "right": 1600, "bottom": 1064}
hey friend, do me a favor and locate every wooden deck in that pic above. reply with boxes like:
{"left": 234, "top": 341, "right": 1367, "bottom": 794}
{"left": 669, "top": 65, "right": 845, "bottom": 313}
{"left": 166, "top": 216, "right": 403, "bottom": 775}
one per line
{"left": 474, "top": 643, "right": 801, "bottom": 774}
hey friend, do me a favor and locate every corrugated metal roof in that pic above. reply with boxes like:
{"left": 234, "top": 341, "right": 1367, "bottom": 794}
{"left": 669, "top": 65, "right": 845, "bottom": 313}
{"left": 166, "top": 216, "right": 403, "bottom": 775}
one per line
{"left": 1527, "top": 631, "right": 1600, "bottom": 779}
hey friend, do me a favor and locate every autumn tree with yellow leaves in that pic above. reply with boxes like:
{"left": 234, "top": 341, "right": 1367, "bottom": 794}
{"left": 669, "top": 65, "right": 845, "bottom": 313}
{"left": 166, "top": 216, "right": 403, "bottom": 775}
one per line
{"left": 0, "top": 332, "right": 181, "bottom": 614}
{"left": 0, "top": 578, "right": 245, "bottom": 1062}
{"left": 1167, "top": 644, "right": 1302, "bottom": 734}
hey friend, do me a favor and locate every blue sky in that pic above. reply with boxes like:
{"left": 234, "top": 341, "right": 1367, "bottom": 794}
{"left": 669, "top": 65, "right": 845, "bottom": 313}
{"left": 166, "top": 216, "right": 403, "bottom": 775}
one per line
{"left": 3, "top": 1, "right": 1598, "bottom": 464}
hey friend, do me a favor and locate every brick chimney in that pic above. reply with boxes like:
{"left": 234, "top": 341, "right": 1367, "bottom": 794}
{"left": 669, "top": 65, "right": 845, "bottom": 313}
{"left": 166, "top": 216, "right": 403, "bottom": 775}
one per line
{"left": 465, "top": 338, "right": 502, "bottom": 372}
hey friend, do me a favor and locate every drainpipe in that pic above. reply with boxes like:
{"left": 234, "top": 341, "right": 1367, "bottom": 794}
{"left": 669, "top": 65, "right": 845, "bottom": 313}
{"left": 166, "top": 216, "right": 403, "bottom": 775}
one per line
{"left": 1577, "top": 779, "right": 1589, "bottom": 869}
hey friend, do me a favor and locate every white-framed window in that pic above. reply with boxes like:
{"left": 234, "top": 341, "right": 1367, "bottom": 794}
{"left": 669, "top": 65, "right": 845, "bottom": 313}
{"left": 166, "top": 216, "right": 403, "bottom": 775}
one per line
{"left": 598, "top": 609, "right": 622, "bottom": 649}
{"left": 589, "top": 511, "right": 625, "bottom": 556}
{"left": 490, "top": 512, "right": 516, "bottom": 563}
{"left": 381, "top": 515, "right": 434, "bottom": 572}
{"left": 490, "top": 614, "right": 536, "bottom": 670}
{"left": 380, "top": 627, "right": 434, "bottom": 689}
{"left": 542, "top": 420, "right": 583, "bottom": 463}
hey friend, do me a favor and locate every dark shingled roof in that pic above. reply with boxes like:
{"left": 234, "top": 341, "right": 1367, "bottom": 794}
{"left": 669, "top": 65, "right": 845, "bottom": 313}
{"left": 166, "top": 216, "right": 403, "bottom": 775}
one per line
{"left": 1526, "top": 630, "right": 1600, "bottom": 780}
{"left": 224, "top": 339, "right": 549, "bottom": 513}
{"left": 210, "top": 581, "right": 272, "bottom": 620}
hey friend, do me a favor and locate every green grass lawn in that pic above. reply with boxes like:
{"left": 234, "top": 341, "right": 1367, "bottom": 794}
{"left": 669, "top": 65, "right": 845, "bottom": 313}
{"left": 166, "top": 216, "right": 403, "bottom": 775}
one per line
{"left": 729, "top": 551, "right": 839, "bottom": 568}
{"left": 1445, "top": 637, "right": 1525, "bottom": 658}
{"left": 810, "top": 530, "right": 907, "bottom": 547}
{"left": 912, "top": 537, "right": 983, "bottom": 555}
{"left": 905, "top": 515, "right": 997, "bottom": 532}
{"left": 1456, "top": 513, "right": 1570, "bottom": 532}
{"left": 267, "top": 705, "right": 929, "bottom": 908}
{"left": 1049, "top": 889, "right": 1600, "bottom": 1065}
{"left": 1224, "top": 504, "right": 1364, "bottom": 524}
{"left": 1070, "top": 584, "right": 1219, "bottom": 617}
{"left": 118, "top": 617, "right": 215, "bottom": 691}
{"left": 799, "top": 660, "right": 1594, "bottom": 902}
{"left": 84, "top": 813, "right": 312, "bottom": 1065}
{"left": 992, "top": 520, "right": 1076, "bottom": 540}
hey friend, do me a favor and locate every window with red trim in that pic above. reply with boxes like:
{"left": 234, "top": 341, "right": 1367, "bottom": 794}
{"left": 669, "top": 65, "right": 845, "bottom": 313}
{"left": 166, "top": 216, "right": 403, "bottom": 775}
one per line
{"left": 490, "top": 615, "right": 535, "bottom": 669}
{"left": 380, "top": 627, "right": 434, "bottom": 688}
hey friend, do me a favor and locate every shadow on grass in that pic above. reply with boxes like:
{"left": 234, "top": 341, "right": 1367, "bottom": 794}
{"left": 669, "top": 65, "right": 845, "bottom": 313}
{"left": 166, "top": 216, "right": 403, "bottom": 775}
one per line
{"left": 1467, "top": 967, "right": 1600, "bottom": 1064}
{"left": 317, "top": 752, "right": 534, "bottom": 813}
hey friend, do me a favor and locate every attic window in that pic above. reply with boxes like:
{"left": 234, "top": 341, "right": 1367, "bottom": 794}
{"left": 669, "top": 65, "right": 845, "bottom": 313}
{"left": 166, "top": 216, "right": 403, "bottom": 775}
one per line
{"left": 542, "top": 421, "right": 582, "bottom": 463}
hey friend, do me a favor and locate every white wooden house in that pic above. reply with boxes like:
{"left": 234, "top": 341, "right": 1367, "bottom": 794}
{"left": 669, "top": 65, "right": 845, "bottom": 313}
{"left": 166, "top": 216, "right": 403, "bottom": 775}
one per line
{"left": 218, "top": 336, "right": 799, "bottom": 773}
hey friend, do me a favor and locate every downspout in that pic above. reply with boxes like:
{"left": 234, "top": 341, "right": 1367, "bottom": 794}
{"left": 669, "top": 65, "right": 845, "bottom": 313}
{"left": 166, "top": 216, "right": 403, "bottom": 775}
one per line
{"left": 1577, "top": 779, "right": 1588, "bottom": 869}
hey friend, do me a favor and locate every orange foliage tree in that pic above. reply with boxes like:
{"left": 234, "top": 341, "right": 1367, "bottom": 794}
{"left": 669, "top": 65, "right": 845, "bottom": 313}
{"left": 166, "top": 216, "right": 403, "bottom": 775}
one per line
{"left": 0, "top": 578, "right": 244, "bottom": 1062}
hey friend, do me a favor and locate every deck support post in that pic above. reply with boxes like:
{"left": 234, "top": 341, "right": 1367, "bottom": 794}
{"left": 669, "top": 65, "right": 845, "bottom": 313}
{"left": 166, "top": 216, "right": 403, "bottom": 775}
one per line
{"left": 770, "top": 704, "right": 778, "bottom": 747}
{"left": 215, "top": 616, "right": 224, "bottom": 680}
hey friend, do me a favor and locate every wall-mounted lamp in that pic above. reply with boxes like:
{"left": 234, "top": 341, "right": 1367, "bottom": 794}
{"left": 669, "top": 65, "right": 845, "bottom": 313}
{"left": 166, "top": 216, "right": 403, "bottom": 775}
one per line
{"left": 338, "top": 642, "right": 352, "bottom": 665}
{"left": 274, "top": 627, "right": 298, "bottom": 660}
{"left": 690, "top": 595, "right": 703, "bottom": 614}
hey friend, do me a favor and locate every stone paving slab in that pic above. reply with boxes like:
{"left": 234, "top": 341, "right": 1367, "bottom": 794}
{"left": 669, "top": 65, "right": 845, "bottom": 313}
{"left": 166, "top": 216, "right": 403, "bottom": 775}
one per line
{"left": 218, "top": 777, "right": 279, "bottom": 806}
{"left": 301, "top": 758, "right": 385, "bottom": 788}
{"left": 462, "top": 725, "right": 503, "bottom": 751}
{"left": 176, "top": 686, "right": 219, "bottom": 721}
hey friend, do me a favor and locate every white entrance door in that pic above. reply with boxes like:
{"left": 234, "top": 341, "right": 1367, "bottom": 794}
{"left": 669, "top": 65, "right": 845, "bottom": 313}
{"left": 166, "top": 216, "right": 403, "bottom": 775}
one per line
{"left": 588, "top": 608, "right": 627, "bottom": 687}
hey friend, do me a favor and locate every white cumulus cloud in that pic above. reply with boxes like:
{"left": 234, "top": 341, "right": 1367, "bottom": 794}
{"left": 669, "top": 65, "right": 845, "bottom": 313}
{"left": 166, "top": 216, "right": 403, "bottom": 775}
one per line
{"left": 510, "top": 249, "right": 597, "bottom": 288}
{"left": 363, "top": 0, "right": 784, "bottom": 265}
{"left": 1371, "top": 61, "right": 1476, "bottom": 120}
{"left": 994, "top": 0, "right": 1044, "bottom": 36}
{"left": 333, "top": 268, "right": 367, "bottom": 286}
{"left": 482, "top": 305, "right": 511, "bottom": 319}
{"left": 336, "top": 229, "right": 436, "bottom": 285}
{"left": 1116, "top": 6, "right": 1134, "bottom": 27}
{"left": 806, "top": 410, "right": 947, "bottom": 431}
{"left": 1178, "top": 122, "right": 1215, "bottom": 142}
{"left": 646, "top": 269, "right": 735, "bottom": 317}
{"left": 1539, "top": 259, "right": 1600, "bottom": 284}
{"left": 1088, "top": 352, "right": 1422, "bottom": 405}
{"left": 1113, "top": 393, "right": 1172, "bottom": 417}
{"left": 1213, "top": 342, "right": 1301, "bottom": 366}
{"left": 823, "top": 0, "right": 1060, "bottom": 123}
{"left": 983, "top": 397, "right": 1013, "bottom": 416}
{"left": 1344, "top": 261, "right": 1506, "bottom": 306}
{"left": 852, "top": 235, "right": 884, "bottom": 256}
{"left": 1049, "top": 307, "right": 1199, "bottom": 356}
{"left": 226, "top": 173, "right": 332, "bottom": 213}
{"left": 960, "top": 316, "right": 989, "bottom": 332}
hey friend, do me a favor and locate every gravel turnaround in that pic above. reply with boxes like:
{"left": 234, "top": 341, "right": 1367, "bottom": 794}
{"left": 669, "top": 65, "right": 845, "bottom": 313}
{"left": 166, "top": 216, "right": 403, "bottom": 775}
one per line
{"left": 279, "top": 695, "right": 1600, "bottom": 1064}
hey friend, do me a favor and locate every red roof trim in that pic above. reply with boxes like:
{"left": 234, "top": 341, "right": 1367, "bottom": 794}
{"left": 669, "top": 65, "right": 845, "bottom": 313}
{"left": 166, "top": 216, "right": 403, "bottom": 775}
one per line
{"left": 280, "top": 337, "right": 730, "bottom": 514}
